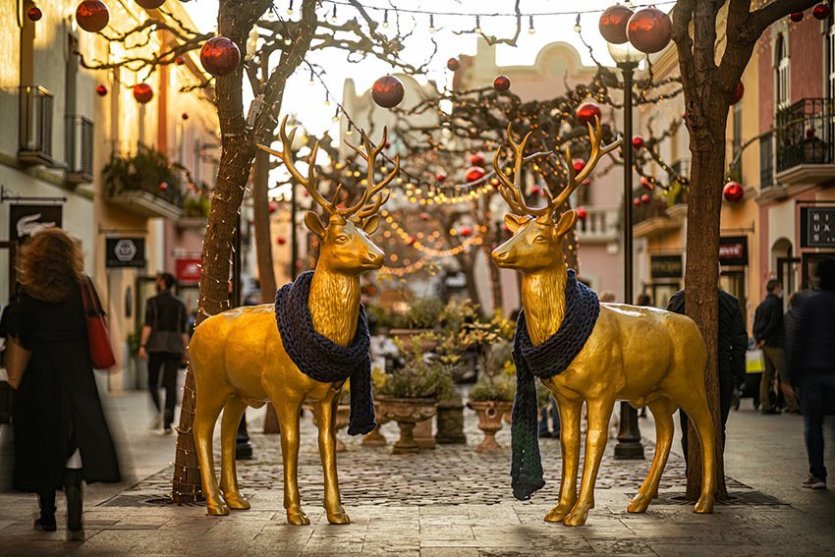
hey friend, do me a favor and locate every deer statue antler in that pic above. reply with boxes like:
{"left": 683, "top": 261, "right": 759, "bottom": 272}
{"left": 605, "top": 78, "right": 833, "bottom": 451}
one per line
{"left": 342, "top": 127, "right": 399, "bottom": 220}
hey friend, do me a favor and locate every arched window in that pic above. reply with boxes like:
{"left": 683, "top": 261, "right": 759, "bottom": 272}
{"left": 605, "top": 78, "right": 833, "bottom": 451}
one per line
{"left": 775, "top": 34, "right": 789, "bottom": 111}
{"left": 827, "top": 16, "right": 835, "bottom": 98}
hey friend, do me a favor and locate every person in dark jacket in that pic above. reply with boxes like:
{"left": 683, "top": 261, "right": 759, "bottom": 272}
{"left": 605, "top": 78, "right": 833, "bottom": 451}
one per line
{"left": 0, "top": 228, "right": 120, "bottom": 540}
{"left": 786, "top": 258, "right": 835, "bottom": 490}
{"left": 667, "top": 287, "right": 748, "bottom": 462}
{"left": 753, "top": 279, "right": 798, "bottom": 414}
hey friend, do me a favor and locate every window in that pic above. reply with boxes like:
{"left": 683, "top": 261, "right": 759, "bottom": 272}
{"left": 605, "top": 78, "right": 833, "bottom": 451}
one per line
{"left": 732, "top": 102, "right": 742, "bottom": 178}
{"left": 775, "top": 34, "right": 789, "bottom": 111}
{"left": 828, "top": 17, "right": 835, "bottom": 98}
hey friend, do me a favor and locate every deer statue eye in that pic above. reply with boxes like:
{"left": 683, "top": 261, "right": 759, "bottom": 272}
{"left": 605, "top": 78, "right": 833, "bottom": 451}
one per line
{"left": 334, "top": 235, "right": 349, "bottom": 244}
{"left": 534, "top": 235, "right": 548, "bottom": 243}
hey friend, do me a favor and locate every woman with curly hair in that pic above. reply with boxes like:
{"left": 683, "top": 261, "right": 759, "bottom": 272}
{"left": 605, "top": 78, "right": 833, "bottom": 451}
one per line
{"left": 0, "top": 228, "right": 120, "bottom": 540}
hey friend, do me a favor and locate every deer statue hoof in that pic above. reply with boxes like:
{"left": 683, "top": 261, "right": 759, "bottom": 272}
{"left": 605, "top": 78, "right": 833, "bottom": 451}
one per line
{"left": 223, "top": 492, "right": 251, "bottom": 510}
{"left": 544, "top": 502, "right": 573, "bottom": 523}
{"left": 206, "top": 498, "right": 231, "bottom": 517}
{"left": 563, "top": 504, "right": 590, "bottom": 527}
{"left": 693, "top": 496, "right": 714, "bottom": 514}
{"left": 627, "top": 494, "right": 651, "bottom": 513}
{"left": 326, "top": 507, "right": 351, "bottom": 525}
{"left": 287, "top": 507, "right": 311, "bottom": 526}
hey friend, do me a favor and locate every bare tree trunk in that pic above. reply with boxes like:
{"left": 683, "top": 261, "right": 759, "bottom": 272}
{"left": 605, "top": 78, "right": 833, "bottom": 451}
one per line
{"left": 253, "top": 150, "right": 277, "bottom": 302}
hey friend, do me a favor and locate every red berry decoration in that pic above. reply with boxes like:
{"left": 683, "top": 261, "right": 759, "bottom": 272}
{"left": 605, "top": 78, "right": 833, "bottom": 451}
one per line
{"left": 631, "top": 136, "right": 644, "bottom": 150}
{"left": 136, "top": 0, "right": 165, "bottom": 8}
{"left": 572, "top": 159, "right": 586, "bottom": 173}
{"left": 459, "top": 226, "right": 473, "bottom": 238}
{"left": 76, "top": 0, "right": 109, "bottom": 33}
{"left": 627, "top": 7, "right": 673, "bottom": 54}
{"left": 200, "top": 36, "right": 241, "bottom": 77}
{"left": 276, "top": 236, "right": 287, "bottom": 245}
{"left": 419, "top": 212, "right": 430, "bottom": 221}
{"left": 435, "top": 172, "right": 447, "bottom": 183}
{"left": 159, "top": 181, "right": 169, "bottom": 192}
{"left": 732, "top": 81, "right": 744, "bottom": 105}
{"left": 598, "top": 4, "right": 633, "bottom": 44}
{"left": 640, "top": 176, "right": 653, "bottom": 189}
{"left": 632, "top": 197, "right": 641, "bottom": 207}
{"left": 576, "top": 207, "right": 588, "bottom": 220}
{"left": 813, "top": 3, "right": 831, "bottom": 20}
{"left": 493, "top": 75, "right": 511, "bottom": 92}
{"left": 181, "top": 113, "right": 189, "bottom": 120}
{"left": 723, "top": 181, "right": 744, "bottom": 203}
{"left": 465, "top": 166, "right": 485, "bottom": 183}
{"left": 371, "top": 75, "right": 404, "bottom": 108}
{"left": 470, "top": 152, "right": 486, "bottom": 167}
{"left": 640, "top": 193, "right": 651, "bottom": 204}
{"left": 789, "top": 12, "right": 804, "bottom": 22}
{"left": 447, "top": 57, "right": 460, "bottom": 71}
{"left": 576, "top": 102, "right": 602, "bottom": 126}
{"left": 133, "top": 83, "right": 153, "bottom": 104}
{"left": 95, "top": 84, "right": 108, "bottom": 97}
{"left": 268, "top": 201, "right": 279, "bottom": 214}
{"left": 176, "top": 55, "right": 186, "bottom": 65}
{"left": 28, "top": 5, "right": 42, "bottom": 21}
{"left": 531, "top": 186, "right": 541, "bottom": 196}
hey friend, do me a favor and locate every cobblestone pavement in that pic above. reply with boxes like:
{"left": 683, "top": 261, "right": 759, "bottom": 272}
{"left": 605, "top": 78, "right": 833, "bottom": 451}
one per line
{"left": 1, "top": 391, "right": 833, "bottom": 556}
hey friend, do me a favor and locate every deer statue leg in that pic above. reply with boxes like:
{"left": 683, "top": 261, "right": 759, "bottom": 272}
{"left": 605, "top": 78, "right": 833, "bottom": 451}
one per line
{"left": 545, "top": 393, "right": 582, "bottom": 523}
{"left": 273, "top": 394, "right": 309, "bottom": 525}
{"left": 628, "top": 397, "right": 676, "bottom": 513}
{"left": 194, "top": 385, "right": 231, "bottom": 516}
{"left": 564, "top": 397, "right": 615, "bottom": 527}
{"left": 314, "top": 393, "right": 350, "bottom": 525}
{"left": 219, "top": 396, "right": 251, "bottom": 510}
{"left": 676, "top": 395, "right": 716, "bottom": 514}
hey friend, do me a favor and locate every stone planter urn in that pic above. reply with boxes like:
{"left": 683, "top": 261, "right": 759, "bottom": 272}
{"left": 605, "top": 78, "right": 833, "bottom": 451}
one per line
{"left": 375, "top": 396, "right": 437, "bottom": 454}
{"left": 435, "top": 397, "right": 467, "bottom": 445}
{"left": 309, "top": 404, "right": 351, "bottom": 452}
{"left": 362, "top": 402, "right": 389, "bottom": 447}
{"left": 467, "top": 400, "right": 513, "bottom": 452}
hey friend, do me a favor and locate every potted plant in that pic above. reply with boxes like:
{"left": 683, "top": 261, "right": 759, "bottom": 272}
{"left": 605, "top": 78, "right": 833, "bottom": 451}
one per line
{"left": 466, "top": 331, "right": 517, "bottom": 452}
{"left": 388, "top": 297, "right": 444, "bottom": 351}
{"left": 375, "top": 334, "right": 454, "bottom": 454}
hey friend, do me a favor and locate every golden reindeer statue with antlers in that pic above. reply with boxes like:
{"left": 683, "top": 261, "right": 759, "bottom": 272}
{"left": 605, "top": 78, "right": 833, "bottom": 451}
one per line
{"left": 491, "top": 118, "right": 715, "bottom": 527}
{"left": 190, "top": 116, "right": 397, "bottom": 524}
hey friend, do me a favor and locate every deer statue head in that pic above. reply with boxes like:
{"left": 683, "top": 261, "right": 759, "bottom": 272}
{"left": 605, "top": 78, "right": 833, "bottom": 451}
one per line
{"left": 491, "top": 118, "right": 620, "bottom": 273}
{"left": 259, "top": 116, "right": 399, "bottom": 275}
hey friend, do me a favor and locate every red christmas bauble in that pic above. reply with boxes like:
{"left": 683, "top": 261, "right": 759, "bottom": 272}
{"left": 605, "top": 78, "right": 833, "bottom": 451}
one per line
{"left": 640, "top": 193, "right": 651, "bottom": 204}
{"left": 181, "top": 113, "right": 189, "bottom": 120}
{"left": 371, "top": 75, "right": 404, "bottom": 108}
{"left": 159, "top": 181, "right": 169, "bottom": 191}
{"left": 631, "top": 136, "right": 644, "bottom": 150}
{"left": 419, "top": 212, "right": 430, "bottom": 221}
{"left": 435, "top": 172, "right": 447, "bottom": 183}
{"left": 95, "top": 84, "right": 108, "bottom": 97}
{"left": 470, "top": 152, "right": 486, "bottom": 167}
{"left": 572, "top": 159, "right": 586, "bottom": 173}
{"left": 276, "top": 236, "right": 287, "bottom": 245}
{"left": 136, "top": 0, "right": 165, "bottom": 9}
{"left": 640, "top": 176, "right": 653, "bottom": 189}
{"left": 493, "top": 75, "right": 511, "bottom": 92}
{"left": 632, "top": 197, "right": 641, "bottom": 207}
{"left": 459, "top": 226, "right": 473, "bottom": 237}
{"left": 465, "top": 166, "right": 485, "bottom": 183}
{"left": 28, "top": 5, "right": 42, "bottom": 21}
{"left": 530, "top": 186, "right": 541, "bottom": 196}
{"left": 268, "top": 201, "right": 279, "bottom": 214}
{"left": 76, "top": 0, "right": 109, "bottom": 33}
{"left": 576, "top": 207, "right": 588, "bottom": 220}
{"left": 598, "top": 4, "right": 633, "bottom": 44}
{"left": 789, "top": 11, "right": 804, "bottom": 22}
{"left": 447, "top": 57, "right": 460, "bottom": 71}
{"left": 133, "top": 83, "right": 154, "bottom": 104}
{"left": 723, "top": 181, "right": 744, "bottom": 202}
{"left": 176, "top": 55, "right": 186, "bottom": 65}
{"left": 576, "top": 102, "right": 602, "bottom": 126}
{"left": 627, "top": 7, "right": 673, "bottom": 54}
{"left": 813, "top": 3, "right": 830, "bottom": 20}
{"left": 732, "top": 81, "right": 744, "bottom": 104}
{"left": 200, "top": 36, "right": 241, "bottom": 77}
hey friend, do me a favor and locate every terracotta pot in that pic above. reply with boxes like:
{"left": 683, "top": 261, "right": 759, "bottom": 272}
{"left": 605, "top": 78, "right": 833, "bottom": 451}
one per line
{"left": 362, "top": 401, "right": 389, "bottom": 447}
{"left": 436, "top": 397, "right": 467, "bottom": 445}
{"left": 308, "top": 404, "right": 351, "bottom": 452}
{"left": 467, "top": 400, "right": 513, "bottom": 452}
{"left": 376, "top": 396, "right": 437, "bottom": 454}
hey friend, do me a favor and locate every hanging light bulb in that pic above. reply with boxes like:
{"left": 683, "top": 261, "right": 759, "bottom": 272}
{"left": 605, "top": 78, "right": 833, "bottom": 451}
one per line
{"left": 382, "top": 9, "right": 389, "bottom": 29}
{"left": 329, "top": 4, "right": 337, "bottom": 24}
{"left": 332, "top": 107, "right": 340, "bottom": 122}
{"left": 528, "top": 15, "right": 535, "bottom": 35}
{"left": 286, "top": 0, "right": 294, "bottom": 15}
{"left": 308, "top": 68, "right": 315, "bottom": 86}
{"left": 475, "top": 15, "right": 482, "bottom": 34}
{"left": 573, "top": 13, "right": 582, "bottom": 34}
{"left": 283, "top": 36, "right": 292, "bottom": 46}
{"left": 429, "top": 14, "right": 436, "bottom": 33}
{"left": 324, "top": 92, "right": 331, "bottom": 106}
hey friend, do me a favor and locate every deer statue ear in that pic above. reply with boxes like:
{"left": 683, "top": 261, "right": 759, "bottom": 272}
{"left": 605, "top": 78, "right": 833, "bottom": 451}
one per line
{"left": 304, "top": 211, "right": 326, "bottom": 238}
{"left": 362, "top": 214, "right": 380, "bottom": 235}
{"left": 555, "top": 210, "right": 578, "bottom": 236}
{"left": 504, "top": 213, "right": 529, "bottom": 234}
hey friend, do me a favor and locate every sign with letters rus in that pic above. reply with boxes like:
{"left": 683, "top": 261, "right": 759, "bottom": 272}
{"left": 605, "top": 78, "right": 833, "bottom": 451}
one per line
{"left": 105, "top": 237, "right": 146, "bottom": 268}
{"left": 801, "top": 207, "right": 835, "bottom": 248}
{"left": 9, "top": 204, "right": 63, "bottom": 243}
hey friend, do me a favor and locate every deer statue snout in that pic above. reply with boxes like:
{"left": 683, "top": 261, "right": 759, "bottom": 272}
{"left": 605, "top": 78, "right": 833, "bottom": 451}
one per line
{"left": 362, "top": 244, "right": 384, "bottom": 269}
{"left": 491, "top": 239, "right": 516, "bottom": 268}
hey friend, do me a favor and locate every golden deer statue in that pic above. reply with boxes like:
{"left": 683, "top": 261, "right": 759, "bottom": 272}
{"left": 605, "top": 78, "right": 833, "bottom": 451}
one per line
{"left": 190, "top": 116, "right": 397, "bottom": 524}
{"left": 491, "top": 119, "right": 715, "bottom": 526}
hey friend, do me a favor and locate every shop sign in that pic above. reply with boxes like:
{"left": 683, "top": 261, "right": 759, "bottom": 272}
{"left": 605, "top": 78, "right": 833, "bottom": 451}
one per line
{"left": 650, "top": 254, "right": 683, "bottom": 279}
{"left": 9, "top": 204, "right": 62, "bottom": 242}
{"left": 176, "top": 257, "right": 202, "bottom": 284}
{"left": 801, "top": 207, "right": 835, "bottom": 248}
{"left": 719, "top": 236, "right": 748, "bottom": 266}
{"left": 105, "top": 237, "right": 145, "bottom": 268}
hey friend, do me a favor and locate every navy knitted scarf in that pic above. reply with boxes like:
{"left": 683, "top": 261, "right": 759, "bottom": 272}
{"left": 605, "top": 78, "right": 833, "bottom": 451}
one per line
{"left": 511, "top": 269, "right": 600, "bottom": 500}
{"left": 274, "top": 271, "right": 376, "bottom": 436}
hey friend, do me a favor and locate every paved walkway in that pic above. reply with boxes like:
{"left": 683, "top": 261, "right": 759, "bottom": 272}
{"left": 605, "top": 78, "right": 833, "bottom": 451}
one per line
{"left": 1, "top": 389, "right": 833, "bottom": 556}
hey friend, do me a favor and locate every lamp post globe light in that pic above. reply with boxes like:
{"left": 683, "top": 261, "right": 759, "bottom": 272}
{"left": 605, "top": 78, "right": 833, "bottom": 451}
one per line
{"left": 607, "top": 36, "right": 645, "bottom": 461}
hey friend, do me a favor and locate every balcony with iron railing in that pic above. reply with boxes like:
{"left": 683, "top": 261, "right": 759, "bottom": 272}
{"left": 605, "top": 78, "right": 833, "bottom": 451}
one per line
{"left": 65, "top": 115, "right": 93, "bottom": 184}
{"left": 18, "top": 85, "right": 53, "bottom": 166}
{"left": 775, "top": 98, "right": 835, "bottom": 185}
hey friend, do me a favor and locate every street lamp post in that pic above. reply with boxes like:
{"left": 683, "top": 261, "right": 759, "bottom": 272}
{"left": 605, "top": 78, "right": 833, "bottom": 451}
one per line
{"left": 608, "top": 41, "right": 645, "bottom": 460}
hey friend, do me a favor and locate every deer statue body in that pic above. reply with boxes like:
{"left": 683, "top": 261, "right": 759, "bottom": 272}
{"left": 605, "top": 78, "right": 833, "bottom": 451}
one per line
{"left": 190, "top": 117, "right": 397, "bottom": 524}
{"left": 491, "top": 121, "right": 715, "bottom": 527}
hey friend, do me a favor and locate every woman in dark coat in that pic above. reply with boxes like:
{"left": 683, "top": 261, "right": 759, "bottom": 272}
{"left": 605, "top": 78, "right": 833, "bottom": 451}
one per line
{"left": 0, "top": 228, "right": 119, "bottom": 539}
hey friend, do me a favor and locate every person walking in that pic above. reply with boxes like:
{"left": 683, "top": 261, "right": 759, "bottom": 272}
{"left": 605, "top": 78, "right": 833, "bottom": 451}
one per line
{"left": 753, "top": 279, "right": 798, "bottom": 414}
{"left": 138, "top": 272, "right": 189, "bottom": 434}
{"left": 786, "top": 259, "right": 835, "bottom": 490}
{"left": 0, "top": 228, "right": 120, "bottom": 540}
{"left": 667, "top": 286, "right": 748, "bottom": 460}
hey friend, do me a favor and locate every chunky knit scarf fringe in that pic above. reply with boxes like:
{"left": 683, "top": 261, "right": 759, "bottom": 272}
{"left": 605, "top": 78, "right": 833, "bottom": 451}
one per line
{"left": 511, "top": 269, "right": 600, "bottom": 500}
{"left": 275, "top": 271, "right": 376, "bottom": 435}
